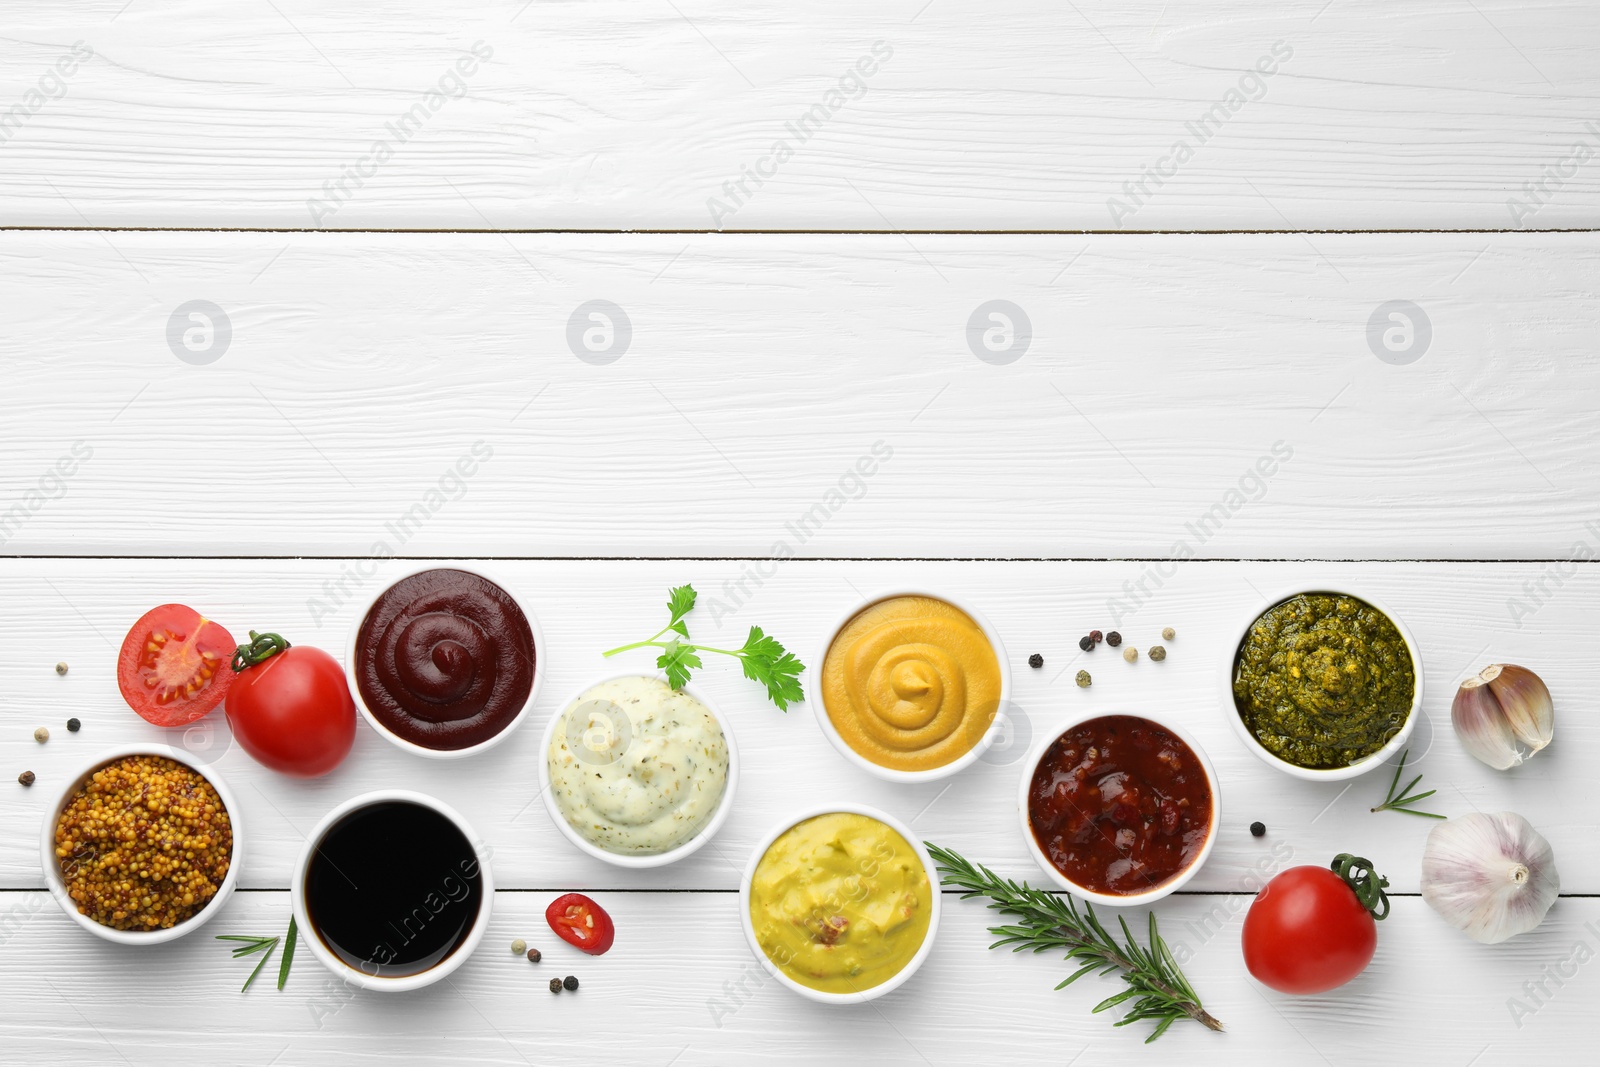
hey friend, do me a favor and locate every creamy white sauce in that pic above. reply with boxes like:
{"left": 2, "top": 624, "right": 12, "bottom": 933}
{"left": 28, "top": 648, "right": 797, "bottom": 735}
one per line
{"left": 547, "top": 676, "right": 729, "bottom": 854}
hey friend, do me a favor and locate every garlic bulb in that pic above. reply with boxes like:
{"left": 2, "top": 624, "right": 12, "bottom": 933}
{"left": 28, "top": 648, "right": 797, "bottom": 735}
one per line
{"left": 1451, "top": 664, "right": 1553, "bottom": 769}
{"left": 1421, "top": 812, "right": 1559, "bottom": 944}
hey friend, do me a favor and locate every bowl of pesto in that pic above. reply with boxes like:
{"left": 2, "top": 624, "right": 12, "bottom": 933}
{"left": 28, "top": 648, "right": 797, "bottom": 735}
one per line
{"left": 1225, "top": 588, "right": 1422, "bottom": 780}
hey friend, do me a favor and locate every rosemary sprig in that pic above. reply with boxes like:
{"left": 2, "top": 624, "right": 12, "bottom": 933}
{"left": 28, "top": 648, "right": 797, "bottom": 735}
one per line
{"left": 927, "top": 844, "right": 1222, "bottom": 1043}
{"left": 217, "top": 916, "right": 299, "bottom": 992}
{"left": 1370, "top": 749, "right": 1445, "bottom": 818}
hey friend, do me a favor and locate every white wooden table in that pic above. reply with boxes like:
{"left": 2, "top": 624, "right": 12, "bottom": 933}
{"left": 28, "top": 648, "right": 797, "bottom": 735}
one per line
{"left": 3, "top": 3, "right": 1597, "bottom": 1064}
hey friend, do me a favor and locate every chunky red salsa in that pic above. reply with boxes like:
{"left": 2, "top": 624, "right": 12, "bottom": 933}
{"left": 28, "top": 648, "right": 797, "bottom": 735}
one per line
{"left": 1027, "top": 715, "right": 1213, "bottom": 896}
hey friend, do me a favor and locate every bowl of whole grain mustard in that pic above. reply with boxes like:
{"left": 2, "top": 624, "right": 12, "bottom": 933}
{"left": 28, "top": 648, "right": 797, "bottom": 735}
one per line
{"left": 1224, "top": 587, "right": 1423, "bottom": 781}
{"left": 41, "top": 745, "right": 242, "bottom": 944}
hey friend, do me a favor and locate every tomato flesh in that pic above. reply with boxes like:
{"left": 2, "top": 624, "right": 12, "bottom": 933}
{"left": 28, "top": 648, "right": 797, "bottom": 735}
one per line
{"left": 545, "top": 893, "right": 615, "bottom": 955}
{"left": 1242, "top": 865, "right": 1377, "bottom": 995}
{"left": 116, "top": 605, "right": 236, "bottom": 727}
{"left": 226, "top": 644, "right": 356, "bottom": 777}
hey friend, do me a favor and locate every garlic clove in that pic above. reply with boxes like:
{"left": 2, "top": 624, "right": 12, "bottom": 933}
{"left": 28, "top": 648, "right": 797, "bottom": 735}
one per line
{"left": 1452, "top": 664, "right": 1554, "bottom": 770}
{"left": 1485, "top": 664, "right": 1554, "bottom": 755}
{"left": 1452, "top": 674, "right": 1523, "bottom": 770}
{"left": 1420, "top": 811, "right": 1559, "bottom": 944}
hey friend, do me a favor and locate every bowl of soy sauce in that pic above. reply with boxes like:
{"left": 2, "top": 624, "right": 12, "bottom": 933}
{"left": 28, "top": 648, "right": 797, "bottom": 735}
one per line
{"left": 292, "top": 790, "right": 493, "bottom": 991}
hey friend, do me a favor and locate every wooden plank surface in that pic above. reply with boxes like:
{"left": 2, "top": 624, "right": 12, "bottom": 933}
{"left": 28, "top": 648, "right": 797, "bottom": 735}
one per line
{"left": 0, "top": 2, "right": 1596, "bottom": 230}
{"left": 1, "top": 232, "right": 1597, "bottom": 559}
{"left": 0, "top": 888, "right": 1593, "bottom": 1066}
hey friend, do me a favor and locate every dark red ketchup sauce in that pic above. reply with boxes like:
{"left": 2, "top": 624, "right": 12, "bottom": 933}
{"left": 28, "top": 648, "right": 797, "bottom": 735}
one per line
{"left": 1027, "top": 715, "right": 1213, "bottom": 896}
{"left": 354, "top": 569, "right": 535, "bottom": 751}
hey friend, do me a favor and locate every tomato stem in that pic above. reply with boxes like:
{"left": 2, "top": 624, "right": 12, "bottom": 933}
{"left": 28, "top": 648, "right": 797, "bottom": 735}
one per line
{"left": 231, "top": 631, "right": 293, "bottom": 672}
{"left": 1331, "top": 853, "right": 1391, "bottom": 920}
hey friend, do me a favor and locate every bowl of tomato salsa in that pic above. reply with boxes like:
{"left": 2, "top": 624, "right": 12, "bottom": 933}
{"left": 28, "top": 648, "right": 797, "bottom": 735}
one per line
{"left": 1018, "top": 712, "right": 1220, "bottom": 906}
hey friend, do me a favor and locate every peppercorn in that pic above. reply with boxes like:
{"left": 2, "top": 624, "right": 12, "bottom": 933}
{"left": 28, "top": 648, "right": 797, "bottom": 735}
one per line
{"left": 1075, "top": 670, "right": 1091, "bottom": 688}
{"left": 1105, "top": 631, "right": 1122, "bottom": 647}
{"left": 549, "top": 977, "right": 563, "bottom": 994}
{"left": 33, "top": 727, "right": 49, "bottom": 743}
{"left": 511, "top": 939, "right": 527, "bottom": 956}
{"left": 1089, "top": 630, "right": 1103, "bottom": 644}
{"left": 1162, "top": 627, "right": 1175, "bottom": 641}
{"left": 1027, "top": 653, "right": 1043, "bottom": 669}
{"left": 66, "top": 718, "right": 81, "bottom": 733}
{"left": 1250, "top": 821, "right": 1266, "bottom": 838}
{"left": 18, "top": 771, "right": 35, "bottom": 787}
{"left": 1078, "top": 635, "right": 1093, "bottom": 651}
{"left": 1123, "top": 647, "right": 1138, "bottom": 663}
{"left": 1148, "top": 645, "right": 1166, "bottom": 662}
{"left": 55, "top": 662, "right": 68, "bottom": 676}
{"left": 527, "top": 947, "right": 542, "bottom": 963}
{"left": 563, "top": 975, "right": 579, "bottom": 991}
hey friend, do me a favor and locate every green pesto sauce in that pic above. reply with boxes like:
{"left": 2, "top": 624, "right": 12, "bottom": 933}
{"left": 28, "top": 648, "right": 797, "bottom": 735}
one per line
{"left": 1232, "top": 593, "right": 1415, "bottom": 769}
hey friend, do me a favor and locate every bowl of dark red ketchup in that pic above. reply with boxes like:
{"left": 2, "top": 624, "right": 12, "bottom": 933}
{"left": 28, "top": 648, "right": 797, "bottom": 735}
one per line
{"left": 348, "top": 566, "right": 544, "bottom": 759}
{"left": 1017, "top": 711, "right": 1220, "bottom": 906}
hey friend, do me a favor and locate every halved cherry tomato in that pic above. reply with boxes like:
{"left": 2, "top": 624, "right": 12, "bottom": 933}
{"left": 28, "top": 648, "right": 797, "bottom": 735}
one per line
{"left": 545, "top": 893, "right": 615, "bottom": 955}
{"left": 116, "top": 604, "right": 236, "bottom": 727}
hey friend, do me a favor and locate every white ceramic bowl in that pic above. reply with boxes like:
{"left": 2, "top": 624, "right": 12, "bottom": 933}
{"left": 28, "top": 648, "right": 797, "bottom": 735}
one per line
{"left": 809, "top": 589, "right": 1012, "bottom": 784}
{"left": 538, "top": 672, "right": 739, "bottom": 869}
{"left": 41, "top": 744, "right": 243, "bottom": 944}
{"left": 740, "top": 803, "right": 941, "bottom": 1004}
{"left": 291, "top": 789, "right": 494, "bottom": 992}
{"left": 1017, "top": 710, "right": 1221, "bottom": 907}
{"left": 1222, "top": 585, "right": 1423, "bottom": 782}
{"left": 346, "top": 563, "right": 546, "bottom": 760}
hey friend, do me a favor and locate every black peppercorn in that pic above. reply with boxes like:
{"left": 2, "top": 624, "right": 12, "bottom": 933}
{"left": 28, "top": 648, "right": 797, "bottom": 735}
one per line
{"left": 1105, "top": 631, "right": 1122, "bottom": 647}
{"left": 1250, "top": 821, "right": 1266, "bottom": 838}
{"left": 563, "top": 975, "right": 579, "bottom": 991}
{"left": 18, "top": 770, "right": 35, "bottom": 786}
{"left": 1078, "top": 635, "right": 1094, "bottom": 651}
{"left": 527, "top": 947, "right": 542, "bottom": 963}
{"left": 66, "top": 718, "right": 81, "bottom": 733}
{"left": 549, "top": 977, "right": 563, "bottom": 994}
{"left": 1027, "top": 653, "right": 1043, "bottom": 669}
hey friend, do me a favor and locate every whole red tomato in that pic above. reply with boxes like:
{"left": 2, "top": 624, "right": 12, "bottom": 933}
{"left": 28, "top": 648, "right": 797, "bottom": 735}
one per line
{"left": 226, "top": 631, "right": 356, "bottom": 777}
{"left": 1242, "top": 854, "right": 1389, "bottom": 995}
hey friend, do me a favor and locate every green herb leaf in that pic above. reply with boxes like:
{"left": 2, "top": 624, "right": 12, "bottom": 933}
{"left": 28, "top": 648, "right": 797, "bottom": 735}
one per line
{"left": 656, "top": 639, "right": 703, "bottom": 691}
{"left": 1370, "top": 749, "right": 1446, "bottom": 819}
{"left": 604, "top": 585, "right": 806, "bottom": 711}
{"left": 925, "top": 843, "right": 1222, "bottom": 1042}
{"left": 278, "top": 916, "right": 298, "bottom": 991}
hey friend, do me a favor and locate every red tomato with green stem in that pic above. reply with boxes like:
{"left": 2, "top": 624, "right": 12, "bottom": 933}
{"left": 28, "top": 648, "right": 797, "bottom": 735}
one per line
{"left": 116, "top": 605, "right": 237, "bottom": 727}
{"left": 226, "top": 630, "right": 356, "bottom": 777}
{"left": 1242, "top": 853, "right": 1390, "bottom": 995}
{"left": 546, "top": 893, "right": 615, "bottom": 955}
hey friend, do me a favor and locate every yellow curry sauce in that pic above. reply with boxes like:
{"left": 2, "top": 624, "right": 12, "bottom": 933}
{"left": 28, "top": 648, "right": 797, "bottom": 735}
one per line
{"left": 821, "top": 595, "right": 1002, "bottom": 771}
{"left": 748, "top": 812, "right": 932, "bottom": 994}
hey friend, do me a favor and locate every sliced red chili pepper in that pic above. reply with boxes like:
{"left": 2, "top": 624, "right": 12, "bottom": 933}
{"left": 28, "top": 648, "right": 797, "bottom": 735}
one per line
{"left": 544, "top": 893, "right": 615, "bottom": 956}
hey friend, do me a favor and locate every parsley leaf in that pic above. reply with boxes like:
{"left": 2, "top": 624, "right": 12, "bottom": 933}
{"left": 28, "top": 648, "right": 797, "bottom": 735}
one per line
{"left": 603, "top": 584, "right": 806, "bottom": 711}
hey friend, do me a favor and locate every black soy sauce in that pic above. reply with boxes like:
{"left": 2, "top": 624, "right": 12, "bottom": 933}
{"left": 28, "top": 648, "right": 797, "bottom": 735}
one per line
{"left": 304, "top": 800, "right": 483, "bottom": 978}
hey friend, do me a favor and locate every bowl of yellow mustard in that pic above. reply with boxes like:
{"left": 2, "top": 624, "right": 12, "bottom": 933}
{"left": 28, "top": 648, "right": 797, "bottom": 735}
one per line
{"left": 740, "top": 804, "right": 940, "bottom": 1004}
{"left": 810, "top": 590, "right": 1011, "bottom": 782}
